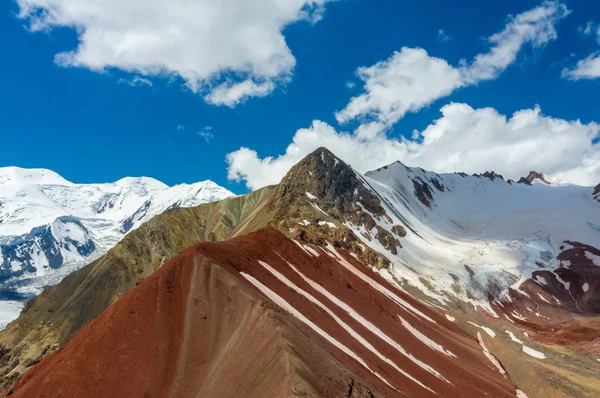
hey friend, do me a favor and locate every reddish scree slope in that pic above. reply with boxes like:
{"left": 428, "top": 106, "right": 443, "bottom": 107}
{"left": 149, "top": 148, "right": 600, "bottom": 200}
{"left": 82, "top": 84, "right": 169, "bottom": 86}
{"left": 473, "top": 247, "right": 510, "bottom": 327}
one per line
{"left": 491, "top": 241, "right": 600, "bottom": 352}
{"left": 11, "top": 227, "right": 518, "bottom": 398}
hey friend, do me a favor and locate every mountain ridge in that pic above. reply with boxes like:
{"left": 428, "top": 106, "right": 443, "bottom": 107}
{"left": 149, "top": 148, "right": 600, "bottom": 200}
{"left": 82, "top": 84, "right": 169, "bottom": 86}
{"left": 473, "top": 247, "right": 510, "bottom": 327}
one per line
{"left": 9, "top": 227, "right": 519, "bottom": 398}
{"left": 0, "top": 167, "right": 233, "bottom": 327}
{"left": 0, "top": 148, "right": 599, "bottom": 396}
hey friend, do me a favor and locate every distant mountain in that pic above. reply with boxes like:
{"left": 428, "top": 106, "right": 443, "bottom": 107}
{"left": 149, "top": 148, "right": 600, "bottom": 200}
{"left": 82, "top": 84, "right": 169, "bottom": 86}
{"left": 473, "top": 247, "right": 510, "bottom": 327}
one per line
{"left": 1, "top": 149, "right": 599, "bottom": 397}
{"left": 0, "top": 167, "right": 233, "bottom": 303}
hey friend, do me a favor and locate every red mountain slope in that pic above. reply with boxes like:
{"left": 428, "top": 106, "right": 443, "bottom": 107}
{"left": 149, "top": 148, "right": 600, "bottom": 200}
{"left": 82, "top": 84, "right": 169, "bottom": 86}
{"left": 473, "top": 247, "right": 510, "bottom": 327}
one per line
{"left": 11, "top": 227, "right": 519, "bottom": 397}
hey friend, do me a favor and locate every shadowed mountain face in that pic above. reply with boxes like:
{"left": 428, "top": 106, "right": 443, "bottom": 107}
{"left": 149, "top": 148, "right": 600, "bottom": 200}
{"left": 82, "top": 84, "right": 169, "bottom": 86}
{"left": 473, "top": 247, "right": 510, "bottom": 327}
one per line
{"left": 1, "top": 147, "right": 600, "bottom": 397}
{"left": 10, "top": 228, "right": 518, "bottom": 398}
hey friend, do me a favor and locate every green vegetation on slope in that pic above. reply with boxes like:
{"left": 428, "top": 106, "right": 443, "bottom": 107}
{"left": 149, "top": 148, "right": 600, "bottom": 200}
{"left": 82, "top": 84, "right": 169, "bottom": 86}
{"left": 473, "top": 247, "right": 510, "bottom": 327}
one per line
{"left": 0, "top": 186, "right": 275, "bottom": 389}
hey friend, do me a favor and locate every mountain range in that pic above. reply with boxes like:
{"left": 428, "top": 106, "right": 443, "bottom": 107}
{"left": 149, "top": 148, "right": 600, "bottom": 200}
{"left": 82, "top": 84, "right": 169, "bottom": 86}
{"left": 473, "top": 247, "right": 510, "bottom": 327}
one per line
{"left": 0, "top": 148, "right": 598, "bottom": 397}
{"left": 0, "top": 167, "right": 233, "bottom": 326}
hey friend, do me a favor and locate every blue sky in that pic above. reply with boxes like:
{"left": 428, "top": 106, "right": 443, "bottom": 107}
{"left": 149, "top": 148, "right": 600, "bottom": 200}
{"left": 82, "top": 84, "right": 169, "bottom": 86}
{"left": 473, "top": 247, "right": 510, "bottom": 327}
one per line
{"left": 1, "top": 0, "right": 599, "bottom": 193}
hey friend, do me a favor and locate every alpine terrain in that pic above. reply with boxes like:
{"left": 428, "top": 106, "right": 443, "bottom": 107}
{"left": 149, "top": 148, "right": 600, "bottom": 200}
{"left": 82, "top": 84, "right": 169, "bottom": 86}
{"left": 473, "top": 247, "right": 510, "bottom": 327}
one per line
{"left": 0, "top": 167, "right": 234, "bottom": 327}
{"left": 0, "top": 148, "right": 598, "bottom": 397}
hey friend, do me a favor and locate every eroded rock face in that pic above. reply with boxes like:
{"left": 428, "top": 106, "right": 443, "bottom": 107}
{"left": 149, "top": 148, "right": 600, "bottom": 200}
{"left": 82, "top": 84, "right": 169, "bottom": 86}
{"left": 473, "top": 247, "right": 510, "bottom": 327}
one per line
{"left": 271, "top": 147, "right": 407, "bottom": 269}
{"left": 491, "top": 241, "right": 600, "bottom": 350}
{"left": 517, "top": 171, "right": 550, "bottom": 186}
{"left": 9, "top": 227, "right": 518, "bottom": 398}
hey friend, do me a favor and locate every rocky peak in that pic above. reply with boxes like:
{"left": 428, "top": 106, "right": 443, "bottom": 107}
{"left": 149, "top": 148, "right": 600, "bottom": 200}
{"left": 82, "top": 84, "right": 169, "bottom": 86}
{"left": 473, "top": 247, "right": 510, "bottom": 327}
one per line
{"left": 517, "top": 171, "right": 550, "bottom": 186}
{"left": 593, "top": 183, "right": 600, "bottom": 202}
{"left": 270, "top": 147, "right": 401, "bottom": 269}
{"left": 481, "top": 171, "right": 505, "bottom": 181}
{"left": 273, "top": 147, "right": 386, "bottom": 220}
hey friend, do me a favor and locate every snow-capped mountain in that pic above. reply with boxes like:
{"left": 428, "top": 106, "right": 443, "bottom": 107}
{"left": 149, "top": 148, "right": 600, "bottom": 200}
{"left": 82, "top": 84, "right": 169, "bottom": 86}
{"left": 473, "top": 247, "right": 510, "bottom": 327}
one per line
{"left": 340, "top": 160, "right": 600, "bottom": 314}
{"left": 2, "top": 149, "right": 599, "bottom": 397}
{"left": 0, "top": 167, "right": 234, "bottom": 297}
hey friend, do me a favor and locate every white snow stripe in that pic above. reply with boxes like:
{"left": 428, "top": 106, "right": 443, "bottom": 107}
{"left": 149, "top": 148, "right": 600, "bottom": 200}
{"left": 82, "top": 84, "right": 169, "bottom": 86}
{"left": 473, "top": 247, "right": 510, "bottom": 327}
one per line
{"left": 285, "top": 261, "right": 449, "bottom": 381}
{"left": 240, "top": 272, "right": 397, "bottom": 391}
{"left": 255, "top": 261, "right": 436, "bottom": 392}
{"left": 399, "top": 316, "right": 457, "bottom": 358}
{"left": 476, "top": 332, "right": 507, "bottom": 377}
{"left": 324, "top": 243, "right": 436, "bottom": 323}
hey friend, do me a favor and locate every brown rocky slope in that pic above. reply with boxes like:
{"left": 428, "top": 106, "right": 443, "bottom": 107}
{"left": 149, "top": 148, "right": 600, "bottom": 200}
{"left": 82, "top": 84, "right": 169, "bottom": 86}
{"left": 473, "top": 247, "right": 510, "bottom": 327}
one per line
{"left": 10, "top": 227, "right": 519, "bottom": 398}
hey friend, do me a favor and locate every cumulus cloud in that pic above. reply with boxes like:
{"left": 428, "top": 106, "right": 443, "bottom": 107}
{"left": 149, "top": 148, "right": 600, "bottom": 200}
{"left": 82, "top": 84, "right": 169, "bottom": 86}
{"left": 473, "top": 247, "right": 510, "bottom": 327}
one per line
{"left": 17, "top": 0, "right": 333, "bottom": 105}
{"left": 563, "top": 21, "right": 600, "bottom": 80}
{"left": 335, "top": 1, "right": 569, "bottom": 129}
{"left": 227, "top": 104, "right": 600, "bottom": 190}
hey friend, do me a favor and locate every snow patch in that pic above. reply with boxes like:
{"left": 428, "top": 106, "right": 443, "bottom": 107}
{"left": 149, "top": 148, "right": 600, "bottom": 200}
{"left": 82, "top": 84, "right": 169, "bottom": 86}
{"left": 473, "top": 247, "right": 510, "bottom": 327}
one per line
{"left": 318, "top": 221, "right": 336, "bottom": 228}
{"left": 305, "top": 191, "right": 317, "bottom": 200}
{"left": 0, "top": 301, "right": 24, "bottom": 330}
{"left": 445, "top": 314, "right": 455, "bottom": 322}
{"left": 310, "top": 202, "right": 328, "bottom": 216}
{"left": 522, "top": 345, "right": 546, "bottom": 359}
{"left": 505, "top": 330, "right": 523, "bottom": 344}
{"left": 467, "top": 321, "right": 496, "bottom": 338}
{"left": 477, "top": 332, "right": 506, "bottom": 377}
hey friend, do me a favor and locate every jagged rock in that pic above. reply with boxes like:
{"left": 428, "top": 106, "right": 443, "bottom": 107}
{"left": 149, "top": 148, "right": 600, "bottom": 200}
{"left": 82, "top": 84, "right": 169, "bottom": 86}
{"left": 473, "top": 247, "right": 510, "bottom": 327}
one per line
{"left": 517, "top": 171, "right": 550, "bottom": 186}
{"left": 391, "top": 224, "right": 407, "bottom": 237}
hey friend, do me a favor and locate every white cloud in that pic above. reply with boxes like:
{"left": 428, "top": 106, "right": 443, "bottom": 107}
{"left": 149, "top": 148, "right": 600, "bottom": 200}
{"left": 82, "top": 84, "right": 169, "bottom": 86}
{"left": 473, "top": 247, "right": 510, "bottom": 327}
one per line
{"left": 578, "top": 21, "right": 600, "bottom": 39}
{"left": 17, "top": 0, "right": 333, "bottom": 105}
{"left": 118, "top": 76, "right": 153, "bottom": 87}
{"left": 197, "top": 126, "right": 214, "bottom": 143}
{"left": 227, "top": 104, "right": 600, "bottom": 190}
{"left": 563, "top": 54, "right": 600, "bottom": 80}
{"left": 336, "top": 1, "right": 569, "bottom": 128}
{"left": 437, "top": 29, "right": 451, "bottom": 43}
{"left": 563, "top": 21, "right": 600, "bottom": 80}
{"left": 204, "top": 79, "right": 275, "bottom": 107}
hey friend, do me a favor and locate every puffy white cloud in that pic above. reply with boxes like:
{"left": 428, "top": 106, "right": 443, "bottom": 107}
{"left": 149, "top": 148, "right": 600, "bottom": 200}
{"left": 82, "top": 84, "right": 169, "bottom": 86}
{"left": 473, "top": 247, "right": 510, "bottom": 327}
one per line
{"left": 17, "top": 0, "right": 332, "bottom": 105}
{"left": 227, "top": 103, "right": 600, "bottom": 190}
{"left": 562, "top": 54, "right": 600, "bottom": 80}
{"left": 204, "top": 79, "right": 275, "bottom": 107}
{"left": 335, "top": 48, "right": 462, "bottom": 127}
{"left": 336, "top": 1, "right": 569, "bottom": 127}
{"left": 563, "top": 21, "right": 600, "bottom": 80}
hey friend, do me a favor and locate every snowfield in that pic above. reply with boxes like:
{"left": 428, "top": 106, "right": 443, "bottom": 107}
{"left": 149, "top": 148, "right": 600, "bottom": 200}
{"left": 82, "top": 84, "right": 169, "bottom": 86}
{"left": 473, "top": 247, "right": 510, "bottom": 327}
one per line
{"left": 0, "top": 167, "right": 233, "bottom": 328}
{"left": 346, "top": 161, "right": 600, "bottom": 313}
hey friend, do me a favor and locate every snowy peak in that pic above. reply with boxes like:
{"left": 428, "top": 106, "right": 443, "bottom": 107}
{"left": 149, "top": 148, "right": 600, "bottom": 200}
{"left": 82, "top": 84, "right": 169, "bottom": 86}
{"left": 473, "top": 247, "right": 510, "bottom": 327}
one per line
{"left": 593, "top": 183, "right": 600, "bottom": 202}
{"left": 0, "top": 167, "right": 234, "bottom": 296}
{"left": 0, "top": 166, "right": 72, "bottom": 186}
